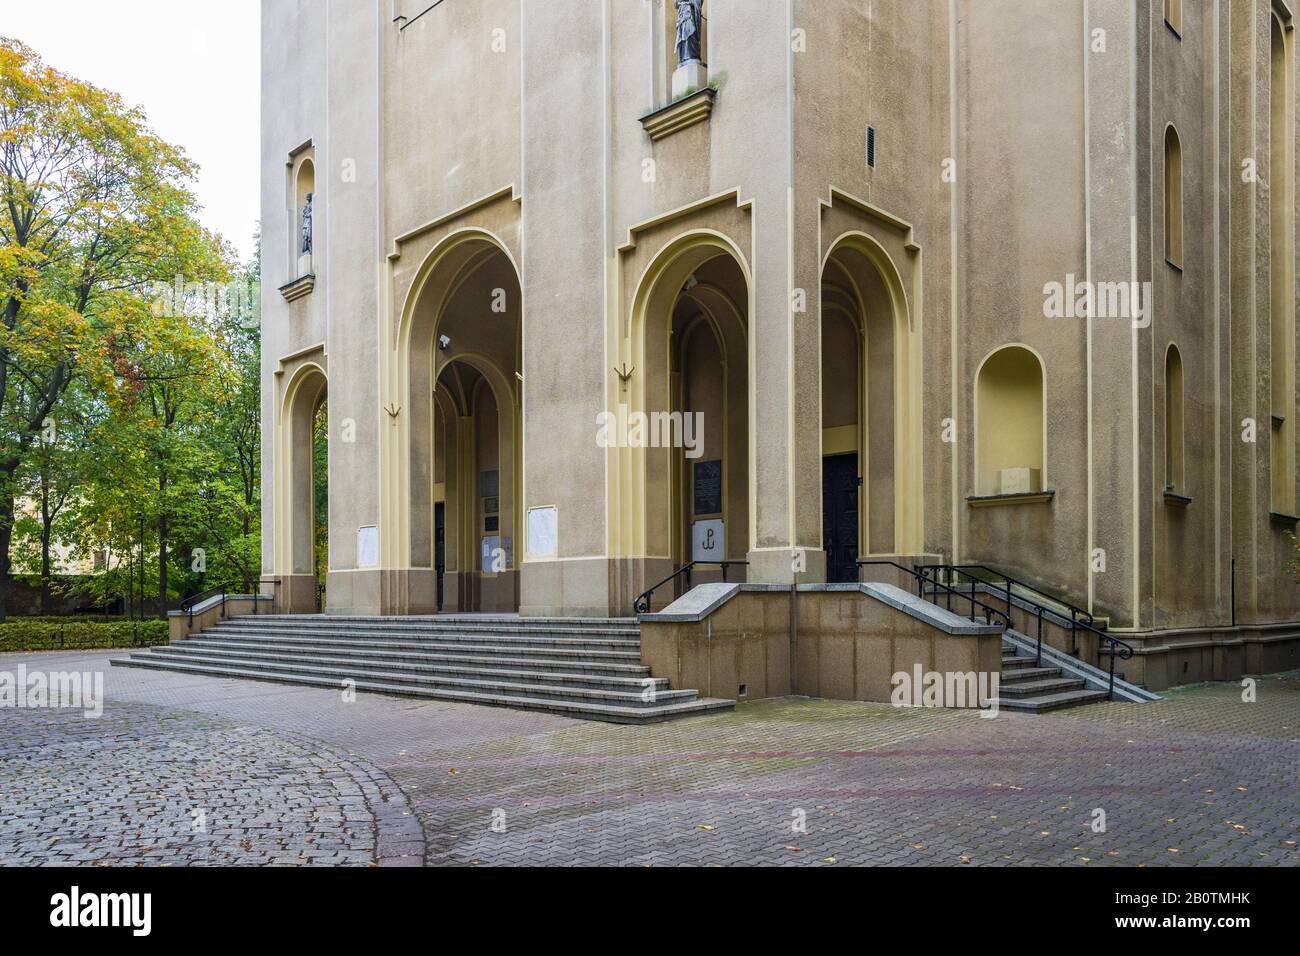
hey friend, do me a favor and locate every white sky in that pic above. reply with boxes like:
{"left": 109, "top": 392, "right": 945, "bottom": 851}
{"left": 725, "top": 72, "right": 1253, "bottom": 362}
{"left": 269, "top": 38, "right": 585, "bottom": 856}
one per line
{"left": 1, "top": 0, "right": 261, "bottom": 263}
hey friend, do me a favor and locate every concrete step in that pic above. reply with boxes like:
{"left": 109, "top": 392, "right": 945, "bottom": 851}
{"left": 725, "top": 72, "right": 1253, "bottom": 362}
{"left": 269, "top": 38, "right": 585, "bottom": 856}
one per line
{"left": 123, "top": 651, "right": 691, "bottom": 706}
{"left": 999, "top": 665, "right": 1063, "bottom": 683}
{"left": 208, "top": 624, "right": 640, "bottom": 652}
{"left": 1001, "top": 655, "right": 1039, "bottom": 669}
{"left": 995, "top": 676, "right": 1087, "bottom": 697}
{"left": 247, "top": 614, "right": 639, "bottom": 627}
{"left": 158, "top": 641, "right": 653, "bottom": 677}
{"left": 147, "top": 645, "right": 666, "bottom": 691}
{"left": 184, "top": 634, "right": 643, "bottom": 663}
{"left": 227, "top": 616, "right": 639, "bottom": 636}
{"left": 110, "top": 656, "right": 734, "bottom": 724}
{"left": 993, "top": 688, "right": 1110, "bottom": 712}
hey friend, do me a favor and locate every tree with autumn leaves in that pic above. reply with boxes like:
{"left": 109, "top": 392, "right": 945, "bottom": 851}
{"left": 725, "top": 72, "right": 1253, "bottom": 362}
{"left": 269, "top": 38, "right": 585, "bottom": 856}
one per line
{"left": 1, "top": 38, "right": 260, "bottom": 621}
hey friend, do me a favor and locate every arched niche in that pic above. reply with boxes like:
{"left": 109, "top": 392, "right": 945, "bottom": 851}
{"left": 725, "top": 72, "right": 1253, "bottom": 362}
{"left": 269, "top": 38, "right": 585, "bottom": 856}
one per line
{"left": 975, "top": 345, "right": 1046, "bottom": 496}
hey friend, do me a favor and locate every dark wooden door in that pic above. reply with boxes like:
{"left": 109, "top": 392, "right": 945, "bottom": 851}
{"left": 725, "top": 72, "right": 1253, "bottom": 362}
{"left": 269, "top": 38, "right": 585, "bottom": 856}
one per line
{"left": 435, "top": 503, "right": 446, "bottom": 612}
{"left": 823, "top": 453, "right": 860, "bottom": 584}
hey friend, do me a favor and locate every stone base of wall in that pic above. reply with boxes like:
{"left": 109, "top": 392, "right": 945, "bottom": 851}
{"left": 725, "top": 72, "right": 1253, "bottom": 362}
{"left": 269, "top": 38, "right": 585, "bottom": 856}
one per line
{"left": 968, "top": 584, "right": 1300, "bottom": 690}
{"left": 168, "top": 595, "right": 273, "bottom": 642}
{"left": 520, "top": 556, "right": 680, "bottom": 618}
{"left": 640, "top": 583, "right": 1003, "bottom": 706}
{"left": 1121, "top": 624, "right": 1300, "bottom": 690}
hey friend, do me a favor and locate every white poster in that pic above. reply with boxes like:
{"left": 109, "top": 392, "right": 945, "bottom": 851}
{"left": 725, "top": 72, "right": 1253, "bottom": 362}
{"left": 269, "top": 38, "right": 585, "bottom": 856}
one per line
{"left": 481, "top": 535, "right": 501, "bottom": 573}
{"left": 527, "top": 506, "right": 558, "bottom": 558}
{"left": 692, "top": 519, "right": 724, "bottom": 563}
{"left": 357, "top": 526, "right": 379, "bottom": 569}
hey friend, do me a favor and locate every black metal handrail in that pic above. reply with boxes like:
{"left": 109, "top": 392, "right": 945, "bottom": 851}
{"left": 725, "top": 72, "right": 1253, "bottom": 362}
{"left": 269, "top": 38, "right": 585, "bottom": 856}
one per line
{"left": 254, "top": 578, "right": 282, "bottom": 616}
{"left": 634, "top": 560, "right": 748, "bottom": 615}
{"left": 929, "top": 563, "right": 1102, "bottom": 632}
{"left": 920, "top": 563, "right": 1134, "bottom": 700}
{"left": 857, "top": 560, "right": 1012, "bottom": 631}
{"left": 180, "top": 586, "right": 228, "bottom": 628}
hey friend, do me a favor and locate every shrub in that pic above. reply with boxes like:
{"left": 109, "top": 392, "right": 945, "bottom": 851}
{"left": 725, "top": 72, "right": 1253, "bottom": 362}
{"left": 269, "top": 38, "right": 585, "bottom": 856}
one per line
{"left": 0, "top": 620, "right": 169, "bottom": 653}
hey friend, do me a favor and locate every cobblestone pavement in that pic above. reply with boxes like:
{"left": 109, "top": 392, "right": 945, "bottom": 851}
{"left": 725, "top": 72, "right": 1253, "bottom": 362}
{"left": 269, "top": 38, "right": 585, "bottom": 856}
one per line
{"left": 1, "top": 649, "right": 1297, "bottom": 866}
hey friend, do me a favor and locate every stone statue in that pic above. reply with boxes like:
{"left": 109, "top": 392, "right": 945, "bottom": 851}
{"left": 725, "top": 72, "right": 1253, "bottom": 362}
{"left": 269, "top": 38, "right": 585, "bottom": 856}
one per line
{"left": 301, "top": 192, "right": 313, "bottom": 256}
{"left": 675, "top": 0, "right": 703, "bottom": 66}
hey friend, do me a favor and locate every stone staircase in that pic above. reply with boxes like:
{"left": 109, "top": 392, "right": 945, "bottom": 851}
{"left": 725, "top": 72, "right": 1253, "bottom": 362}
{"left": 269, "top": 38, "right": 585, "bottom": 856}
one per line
{"left": 915, "top": 579, "right": 1157, "bottom": 712}
{"left": 995, "top": 639, "right": 1109, "bottom": 712}
{"left": 111, "top": 614, "right": 735, "bottom": 724}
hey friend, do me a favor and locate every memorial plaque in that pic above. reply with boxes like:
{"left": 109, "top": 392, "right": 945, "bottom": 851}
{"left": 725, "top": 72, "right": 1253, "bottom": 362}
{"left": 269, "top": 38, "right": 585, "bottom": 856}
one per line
{"left": 692, "top": 519, "right": 724, "bottom": 562}
{"left": 527, "top": 506, "right": 558, "bottom": 558}
{"left": 357, "top": 526, "right": 378, "bottom": 569}
{"left": 693, "top": 459, "right": 722, "bottom": 516}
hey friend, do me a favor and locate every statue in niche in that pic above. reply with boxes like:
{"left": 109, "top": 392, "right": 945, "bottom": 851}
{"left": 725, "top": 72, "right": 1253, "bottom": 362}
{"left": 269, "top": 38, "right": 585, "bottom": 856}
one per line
{"left": 301, "top": 192, "right": 314, "bottom": 256}
{"left": 675, "top": 0, "right": 703, "bottom": 66}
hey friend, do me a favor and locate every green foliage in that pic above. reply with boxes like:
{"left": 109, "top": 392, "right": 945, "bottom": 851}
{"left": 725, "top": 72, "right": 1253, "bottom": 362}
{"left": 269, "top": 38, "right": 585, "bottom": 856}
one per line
{"left": 0, "top": 38, "right": 263, "bottom": 620}
{"left": 313, "top": 399, "right": 327, "bottom": 588}
{"left": 0, "top": 617, "right": 167, "bottom": 651}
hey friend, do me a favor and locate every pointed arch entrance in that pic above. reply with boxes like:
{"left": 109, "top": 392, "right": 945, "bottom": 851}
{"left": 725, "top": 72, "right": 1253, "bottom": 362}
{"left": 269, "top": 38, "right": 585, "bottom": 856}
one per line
{"left": 622, "top": 232, "right": 751, "bottom": 606}
{"left": 398, "top": 230, "right": 522, "bottom": 612}
{"left": 819, "top": 232, "right": 921, "bottom": 581}
{"left": 274, "top": 362, "right": 327, "bottom": 611}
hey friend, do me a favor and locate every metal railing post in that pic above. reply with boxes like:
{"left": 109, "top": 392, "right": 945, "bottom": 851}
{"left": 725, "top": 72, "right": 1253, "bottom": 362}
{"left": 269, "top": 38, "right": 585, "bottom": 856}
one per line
{"left": 1036, "top": 606, "right": 1043, "bottom": 665}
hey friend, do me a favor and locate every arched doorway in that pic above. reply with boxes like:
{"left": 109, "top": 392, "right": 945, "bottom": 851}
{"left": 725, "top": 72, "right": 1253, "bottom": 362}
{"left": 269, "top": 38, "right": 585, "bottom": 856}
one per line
{"left": 433, "top": 356, "right": 519, "bottom": 612}
{"left": 401, "top": 232, "right": 522, "bottom": 613}
{"left": 626, "top": 233, "right": 750, "bottom": 603}
{"left": 276, "top": 363, "right": 327, "bottom": 612}
{"left": 820, "top": 234, "right": 920, "bottom": 580}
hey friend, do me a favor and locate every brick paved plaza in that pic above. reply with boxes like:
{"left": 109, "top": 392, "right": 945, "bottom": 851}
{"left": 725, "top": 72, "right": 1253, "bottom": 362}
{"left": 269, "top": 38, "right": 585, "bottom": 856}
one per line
{"left": 1, "top": 649, "right": 1296, "bottom": 867}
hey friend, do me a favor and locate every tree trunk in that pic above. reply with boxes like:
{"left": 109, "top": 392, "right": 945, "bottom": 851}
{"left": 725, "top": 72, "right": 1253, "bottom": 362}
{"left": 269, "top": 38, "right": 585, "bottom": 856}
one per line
{"left": 242, "top": 512, "right": 251, "bottom": 593}
{"left": 40, "top": 517, "right": 52, "bottom": 615}
{"left": 158, "top": 512, "right": 168, "bottom": 620}
{"left": 0, "top": 491, "right": 12, "bottom": 624}
{"left": 40, "top": 475, "right": 52, "bottom": 616}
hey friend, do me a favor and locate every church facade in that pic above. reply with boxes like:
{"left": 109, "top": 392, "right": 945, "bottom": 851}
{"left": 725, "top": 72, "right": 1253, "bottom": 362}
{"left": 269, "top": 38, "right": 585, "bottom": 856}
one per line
{"left": 261, "top": 1, "right": 1300, "bottom": 682}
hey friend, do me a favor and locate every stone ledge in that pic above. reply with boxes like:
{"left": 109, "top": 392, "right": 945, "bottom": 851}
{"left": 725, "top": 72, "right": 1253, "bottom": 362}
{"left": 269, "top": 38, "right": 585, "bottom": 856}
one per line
{"left": 278, "top": 273, "right": 316, "bottom": 302}
{"left": 641, "top": 580, "right": 1001, "bottom": 636}
{"left": 966, "top": 489, "right": 1056, "bottom": 508}
{"left": 639, "top": 87, "right": 716, "bottom": 142}
{"left": 853, "top": 582, "right": 1002, "bottom": 635}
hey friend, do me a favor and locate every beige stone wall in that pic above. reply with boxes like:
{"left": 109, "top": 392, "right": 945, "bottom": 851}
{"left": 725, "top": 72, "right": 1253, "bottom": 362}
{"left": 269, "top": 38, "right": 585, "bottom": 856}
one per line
{"left": 640, "top": 587, "right": 1003, "bottom": 704}
{"left": 259, "top": 0, "right": 1300, "bottom": 634}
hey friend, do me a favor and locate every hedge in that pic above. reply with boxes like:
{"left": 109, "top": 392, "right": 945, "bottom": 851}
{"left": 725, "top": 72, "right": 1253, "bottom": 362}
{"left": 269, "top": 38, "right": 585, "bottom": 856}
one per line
{"left": 0, "top": 620, "right": 170, "bottom": 653}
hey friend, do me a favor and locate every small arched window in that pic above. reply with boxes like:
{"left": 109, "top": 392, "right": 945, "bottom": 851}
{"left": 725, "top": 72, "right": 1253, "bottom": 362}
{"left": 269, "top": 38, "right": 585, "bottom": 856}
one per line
{"left": 976, "top": 346, "right": 1046, "bottom": 496}
{"left": 1164, "top": 0, "right": 1183, "bottom": 37}
{"left": 1164, "top": 126, "right": 1183, "bottom": 268}
{"left": 1164, "top": 345, "right": 1185, "bottom": 493}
